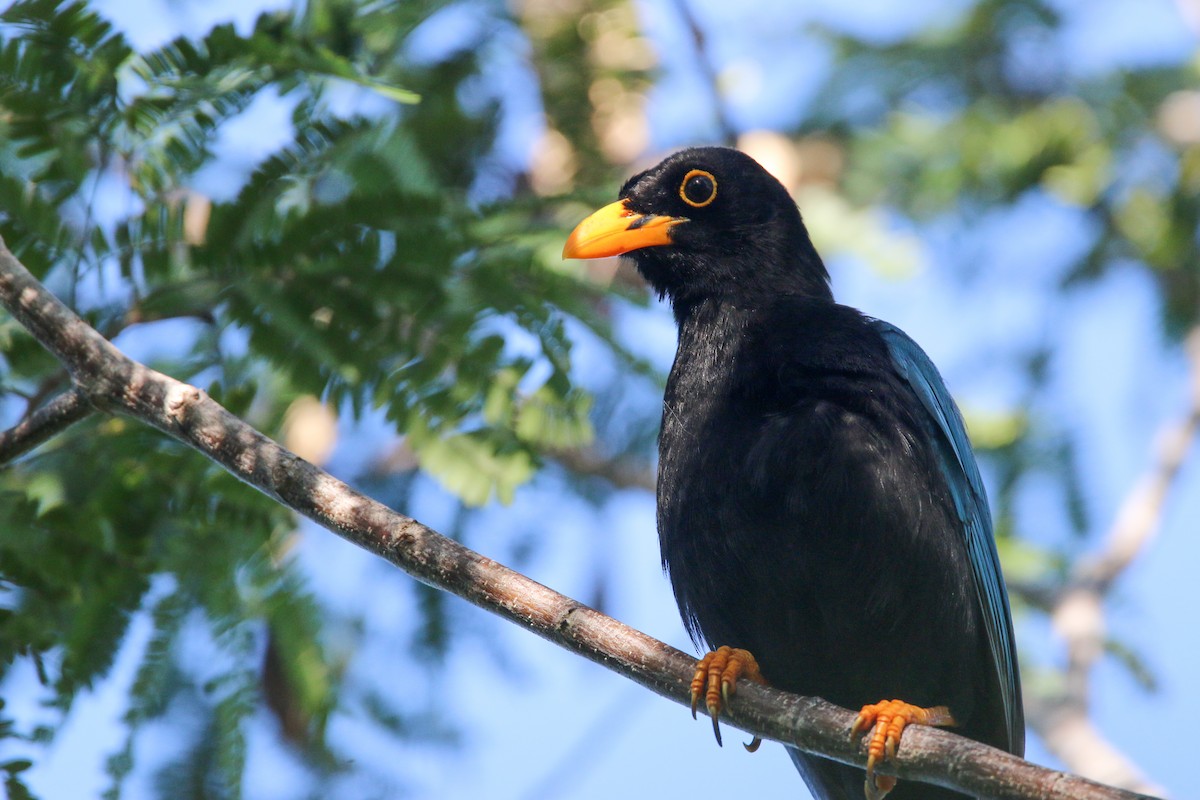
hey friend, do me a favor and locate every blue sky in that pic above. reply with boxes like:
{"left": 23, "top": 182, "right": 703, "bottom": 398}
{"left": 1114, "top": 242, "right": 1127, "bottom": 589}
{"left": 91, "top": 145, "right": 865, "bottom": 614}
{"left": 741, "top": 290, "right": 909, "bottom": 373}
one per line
{"left": 6, "top": 0, "right": 1199, "bottom": 798}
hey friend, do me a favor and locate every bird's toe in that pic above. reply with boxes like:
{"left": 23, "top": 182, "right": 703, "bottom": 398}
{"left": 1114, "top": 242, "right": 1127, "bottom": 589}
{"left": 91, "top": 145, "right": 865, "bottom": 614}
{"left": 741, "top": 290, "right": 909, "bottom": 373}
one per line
{"left": 689, "top": 645, "right": 766, "bottom": 750}
{"left": 851, "top": 699, "right": 956, "bottom": 800}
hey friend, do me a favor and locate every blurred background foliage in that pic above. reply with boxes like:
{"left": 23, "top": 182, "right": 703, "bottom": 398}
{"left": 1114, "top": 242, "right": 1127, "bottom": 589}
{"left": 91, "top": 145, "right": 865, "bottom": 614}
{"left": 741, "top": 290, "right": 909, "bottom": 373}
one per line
{"left": 0, "top": 0, "right": 1196, "bottom": 797}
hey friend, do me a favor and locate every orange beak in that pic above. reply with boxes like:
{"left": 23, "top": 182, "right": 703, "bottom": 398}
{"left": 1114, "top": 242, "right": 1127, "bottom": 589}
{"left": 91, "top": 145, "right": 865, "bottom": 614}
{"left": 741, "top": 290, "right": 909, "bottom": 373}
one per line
{"left": 562, "top": 199, "right": 684, "bottom": 259}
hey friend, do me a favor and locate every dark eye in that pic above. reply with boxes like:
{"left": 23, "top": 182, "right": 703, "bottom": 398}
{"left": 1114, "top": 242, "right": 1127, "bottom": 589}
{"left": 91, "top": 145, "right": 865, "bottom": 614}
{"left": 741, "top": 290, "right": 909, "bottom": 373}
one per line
{"left": 679, "top": 169, "right": 717, "bottom": 208}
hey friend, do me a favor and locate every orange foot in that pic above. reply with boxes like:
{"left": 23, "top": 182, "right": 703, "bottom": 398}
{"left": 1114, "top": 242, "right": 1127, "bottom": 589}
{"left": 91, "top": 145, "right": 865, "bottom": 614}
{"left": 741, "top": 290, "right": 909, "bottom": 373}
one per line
{"left": 850, "top": 699, "right": 956, "bottom": 800}
{"left": 689, "top": 645, "right": 767, "bottom": 751}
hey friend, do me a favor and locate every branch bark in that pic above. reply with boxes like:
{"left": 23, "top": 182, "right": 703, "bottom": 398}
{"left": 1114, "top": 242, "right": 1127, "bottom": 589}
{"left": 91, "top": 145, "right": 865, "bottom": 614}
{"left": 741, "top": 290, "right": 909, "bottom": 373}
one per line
{"left": 0, "top": 237, "right": 1158, "bottom": 800}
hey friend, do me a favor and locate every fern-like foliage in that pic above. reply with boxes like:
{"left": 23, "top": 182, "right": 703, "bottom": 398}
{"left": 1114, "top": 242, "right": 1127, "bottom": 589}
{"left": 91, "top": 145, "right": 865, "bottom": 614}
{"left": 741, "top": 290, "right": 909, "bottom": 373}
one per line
{"left": 0, "top": 0, "right": 631, "bottom": 796}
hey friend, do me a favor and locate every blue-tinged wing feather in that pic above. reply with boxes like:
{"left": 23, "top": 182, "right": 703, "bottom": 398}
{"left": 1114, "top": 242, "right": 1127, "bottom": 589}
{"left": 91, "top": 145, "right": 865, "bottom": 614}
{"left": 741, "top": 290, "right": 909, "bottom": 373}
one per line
{"left": 874, "top": 320, "right": 1024, "bottom": 754}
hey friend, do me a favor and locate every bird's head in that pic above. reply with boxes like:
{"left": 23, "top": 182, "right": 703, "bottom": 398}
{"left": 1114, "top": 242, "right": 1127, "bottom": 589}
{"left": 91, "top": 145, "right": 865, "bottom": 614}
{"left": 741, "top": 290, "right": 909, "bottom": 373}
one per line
{"left": 563, "top": 146, "right": 831, "bottom": 310}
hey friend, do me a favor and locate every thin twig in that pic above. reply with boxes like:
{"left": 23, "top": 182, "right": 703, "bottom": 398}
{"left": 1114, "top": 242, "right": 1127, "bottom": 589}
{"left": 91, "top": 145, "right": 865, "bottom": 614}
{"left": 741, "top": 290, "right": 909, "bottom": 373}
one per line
{"left": 0, "top": 235, "right": 1157, "bottom": 800}
{"left": 551, "top": 446, "right": 655, "bottom": 491}
{"left": 665, "top": 0, "right": 739, "bottom": 146}
{"left": 0, "top": 387, "right": 93, "bottom": 463}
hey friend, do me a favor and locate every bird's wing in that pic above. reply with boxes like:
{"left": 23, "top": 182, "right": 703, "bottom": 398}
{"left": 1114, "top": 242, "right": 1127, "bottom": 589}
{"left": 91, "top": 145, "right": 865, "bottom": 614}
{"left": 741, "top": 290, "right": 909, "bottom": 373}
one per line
{"left": 873, "top": 320, "right": 1024, "bottom": 753}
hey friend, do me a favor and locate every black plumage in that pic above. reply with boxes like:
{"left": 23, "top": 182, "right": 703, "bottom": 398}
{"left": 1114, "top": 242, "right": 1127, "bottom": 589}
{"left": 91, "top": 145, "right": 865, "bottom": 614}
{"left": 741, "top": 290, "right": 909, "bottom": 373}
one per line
{"left": 563, "top": 146, "right": 1023, "bottom": 800}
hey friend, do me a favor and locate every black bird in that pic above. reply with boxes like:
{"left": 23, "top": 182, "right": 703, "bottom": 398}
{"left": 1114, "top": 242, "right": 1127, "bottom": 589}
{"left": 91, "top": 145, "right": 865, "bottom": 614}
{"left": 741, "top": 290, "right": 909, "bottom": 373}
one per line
{"left": 562, "top": 147, "right": 1023, "bottom": 800}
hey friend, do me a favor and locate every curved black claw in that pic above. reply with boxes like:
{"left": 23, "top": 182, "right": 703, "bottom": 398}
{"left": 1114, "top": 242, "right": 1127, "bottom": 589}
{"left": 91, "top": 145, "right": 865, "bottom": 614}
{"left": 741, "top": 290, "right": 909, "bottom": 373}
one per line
{"left": 709, "top": 702, "right": 723, "bottom": 747}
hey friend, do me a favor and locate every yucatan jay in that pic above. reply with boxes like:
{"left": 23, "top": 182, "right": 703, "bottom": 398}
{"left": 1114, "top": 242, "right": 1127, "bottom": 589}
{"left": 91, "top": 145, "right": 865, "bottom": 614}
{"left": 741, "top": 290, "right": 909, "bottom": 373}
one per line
{"left": 562, "top": 147, "right": 1024, "bottom": 800}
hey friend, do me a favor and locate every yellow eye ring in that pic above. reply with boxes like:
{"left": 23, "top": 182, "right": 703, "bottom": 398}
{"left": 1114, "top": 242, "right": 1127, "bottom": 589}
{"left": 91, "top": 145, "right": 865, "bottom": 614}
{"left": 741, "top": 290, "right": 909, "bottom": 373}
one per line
{"left": 679, "top": 169, "right": 718, "bottom": 208}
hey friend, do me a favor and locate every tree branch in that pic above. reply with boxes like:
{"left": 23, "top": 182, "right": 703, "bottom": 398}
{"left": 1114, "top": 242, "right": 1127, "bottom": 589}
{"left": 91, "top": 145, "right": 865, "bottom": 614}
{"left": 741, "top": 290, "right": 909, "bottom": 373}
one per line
{"left": 1029, "top": 326, "right": 1199, "bottom": 796}
{"left": 1077, "top": 326, "right": 1200, "bottom": 593}
{"left": 0, "top": 387, "right": 93, "bottom": 463}
{"left": 0, "top": 236, "right": 1156, "bottom": 800}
